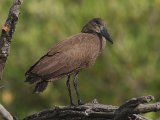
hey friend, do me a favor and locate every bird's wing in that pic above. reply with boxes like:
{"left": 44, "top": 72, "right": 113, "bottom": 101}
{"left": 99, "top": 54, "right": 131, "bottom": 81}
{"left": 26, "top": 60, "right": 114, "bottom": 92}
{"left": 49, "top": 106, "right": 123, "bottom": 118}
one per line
{"left": 26, "top": 33, "right": 100, "bottom": 80}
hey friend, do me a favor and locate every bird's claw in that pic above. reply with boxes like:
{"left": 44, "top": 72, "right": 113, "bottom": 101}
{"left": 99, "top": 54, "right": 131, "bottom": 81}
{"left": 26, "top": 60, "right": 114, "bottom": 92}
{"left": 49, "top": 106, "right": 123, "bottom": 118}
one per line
{"left": 70, "top": 102, "right": 76, "bottom": 106}
{"left": 78, "top": 100, "right": 84, "bottom": 106}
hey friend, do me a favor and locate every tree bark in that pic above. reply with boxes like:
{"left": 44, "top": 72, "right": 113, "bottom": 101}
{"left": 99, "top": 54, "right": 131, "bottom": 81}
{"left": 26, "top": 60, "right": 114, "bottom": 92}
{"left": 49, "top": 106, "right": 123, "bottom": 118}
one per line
{"left": 23, "top": 95, "right": 160, "bottom": 120}
{"left": 0, "top": 0, "right": 23, "bottom": 79}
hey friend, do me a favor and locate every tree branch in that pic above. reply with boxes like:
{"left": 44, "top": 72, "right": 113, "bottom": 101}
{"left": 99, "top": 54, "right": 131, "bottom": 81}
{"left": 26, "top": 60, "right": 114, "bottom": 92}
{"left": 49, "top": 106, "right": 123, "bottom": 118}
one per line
{"left": 23, "top": 95, "right": 160, "bottom": 120}
{"left": 0, "top": 104, "right": 13, "bottom": 120}
{"left": 0, "top": 0, "right": 23, "bottom": 79}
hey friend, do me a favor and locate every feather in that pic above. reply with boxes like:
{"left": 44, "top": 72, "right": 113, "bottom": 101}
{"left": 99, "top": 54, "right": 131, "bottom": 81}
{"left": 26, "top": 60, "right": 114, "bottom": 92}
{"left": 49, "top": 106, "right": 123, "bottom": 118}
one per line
{"left": 26, "top": 33, "right": 102, "bottom": 82}
{"left": 33, "top": 81, "right": 48, "bottom": 93}
{"left": 25, "top": 18, "right": 112, "bottom": 94}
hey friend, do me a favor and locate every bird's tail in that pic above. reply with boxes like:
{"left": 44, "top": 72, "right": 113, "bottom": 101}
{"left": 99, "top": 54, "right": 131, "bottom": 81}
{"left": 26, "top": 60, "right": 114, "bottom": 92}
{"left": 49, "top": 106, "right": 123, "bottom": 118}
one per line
{"left": 25, "top": 74, "right": 40, "bottom": 84}
{"left": 33, "top": 81, "right": 48, "bottom": 93}
{"left": 25, "top": 73, "right": 48, "bottom": 93}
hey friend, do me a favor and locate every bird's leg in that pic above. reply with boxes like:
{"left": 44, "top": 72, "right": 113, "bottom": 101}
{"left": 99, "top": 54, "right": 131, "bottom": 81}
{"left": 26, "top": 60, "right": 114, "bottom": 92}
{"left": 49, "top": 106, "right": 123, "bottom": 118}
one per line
{"left": 73, "top": 72, "right": 83, "bottom": 105}
{"left": 66, "top": 75, "right": 75, "bottom": 106}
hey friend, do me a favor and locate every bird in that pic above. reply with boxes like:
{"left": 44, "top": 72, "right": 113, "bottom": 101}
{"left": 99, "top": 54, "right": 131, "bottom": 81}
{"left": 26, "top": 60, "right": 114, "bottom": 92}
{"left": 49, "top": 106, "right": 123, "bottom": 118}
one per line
{"left": 25, "top": 18, "right": 113, "bottom": 106}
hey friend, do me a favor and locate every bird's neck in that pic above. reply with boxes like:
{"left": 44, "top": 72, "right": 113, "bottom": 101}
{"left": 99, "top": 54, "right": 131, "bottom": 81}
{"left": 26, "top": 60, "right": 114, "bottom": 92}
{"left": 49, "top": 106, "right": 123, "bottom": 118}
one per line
{"left": 101, "top": 37, "right": 106, "bottom": 51}
{"left": 96, "top": 34, "right": 106, "bottom": 52}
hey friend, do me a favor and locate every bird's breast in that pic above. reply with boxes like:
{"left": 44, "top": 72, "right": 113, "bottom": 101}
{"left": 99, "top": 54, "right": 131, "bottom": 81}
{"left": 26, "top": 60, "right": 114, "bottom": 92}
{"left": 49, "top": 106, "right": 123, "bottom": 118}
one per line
{"left": 59, "top": 33, "right": 106, "bottom": 70}
{"left": 85, "top": 37, "right": 106, "bottom": 67}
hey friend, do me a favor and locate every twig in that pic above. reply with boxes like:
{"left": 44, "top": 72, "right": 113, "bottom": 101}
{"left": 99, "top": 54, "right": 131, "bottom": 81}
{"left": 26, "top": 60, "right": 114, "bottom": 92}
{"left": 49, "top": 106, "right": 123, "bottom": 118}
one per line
{"left": 0, "top": 104, "right": 13, "bottom": 120}
{"left": 128, "top": 114, "right": 151, "bottom": 120}
{"left": 0, "top": 0, "right": 23, "bottom": 79}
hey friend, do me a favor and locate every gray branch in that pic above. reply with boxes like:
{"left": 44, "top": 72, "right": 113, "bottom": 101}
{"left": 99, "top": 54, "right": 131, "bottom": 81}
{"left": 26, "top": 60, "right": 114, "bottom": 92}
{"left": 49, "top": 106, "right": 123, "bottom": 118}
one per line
{"left": 0, "top": 0, "right": 23, "bottom": 79}
{"left": 23, "top": 95, "right": 160, "bottom": 120}
{"left": 0, "top": 104, "right": 13, "bottom": 120}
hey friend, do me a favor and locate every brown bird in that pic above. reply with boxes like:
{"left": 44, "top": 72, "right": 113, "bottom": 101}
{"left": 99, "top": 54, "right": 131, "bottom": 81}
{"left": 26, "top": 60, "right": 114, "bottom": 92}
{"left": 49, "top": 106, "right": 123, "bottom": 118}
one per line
{"left": 25, "top": 18, "right": 113, "bottom": 105}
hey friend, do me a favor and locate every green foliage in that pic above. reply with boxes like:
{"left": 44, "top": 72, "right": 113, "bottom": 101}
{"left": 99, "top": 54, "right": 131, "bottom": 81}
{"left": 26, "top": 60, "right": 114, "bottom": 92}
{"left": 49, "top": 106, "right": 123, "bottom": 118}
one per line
{"left": 0, "top": 0, "right": 160, "bottom": 119}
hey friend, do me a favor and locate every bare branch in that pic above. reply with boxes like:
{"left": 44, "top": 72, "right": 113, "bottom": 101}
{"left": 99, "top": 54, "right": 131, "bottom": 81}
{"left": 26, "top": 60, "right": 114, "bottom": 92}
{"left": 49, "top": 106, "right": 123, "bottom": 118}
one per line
{"left": 114, "top": 95, "right": 156, "bottom": 119}
{"left": 23, "top": 95, "right": 160, "bottom": 120}
{"left": 0, "top": 0, "right": 23, "bottom": 79}
{"left": 0, "top": 104, "right": 13, "bottom": 120}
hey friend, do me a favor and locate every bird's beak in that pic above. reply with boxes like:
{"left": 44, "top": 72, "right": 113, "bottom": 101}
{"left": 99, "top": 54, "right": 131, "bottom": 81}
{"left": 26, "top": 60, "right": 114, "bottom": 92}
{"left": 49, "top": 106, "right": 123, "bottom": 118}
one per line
{"left": 101, "top": 27, "right": 113, "bottom": 44}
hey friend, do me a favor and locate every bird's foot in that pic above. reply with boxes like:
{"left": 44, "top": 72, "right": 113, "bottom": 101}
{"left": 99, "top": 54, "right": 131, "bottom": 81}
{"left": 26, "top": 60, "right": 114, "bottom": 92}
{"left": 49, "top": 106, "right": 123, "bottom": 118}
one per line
{"left": 70, "top": 102, "right": 76, "bottom": 106}
{"left": 78, "top": 100, "right": 85, "bottom": 106}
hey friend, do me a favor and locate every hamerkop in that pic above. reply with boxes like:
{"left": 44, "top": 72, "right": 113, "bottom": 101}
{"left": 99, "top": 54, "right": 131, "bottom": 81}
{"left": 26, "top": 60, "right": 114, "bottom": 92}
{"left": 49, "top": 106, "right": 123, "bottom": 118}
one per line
{"left": 25, "top": 18, "right": 113, "bottom": 105}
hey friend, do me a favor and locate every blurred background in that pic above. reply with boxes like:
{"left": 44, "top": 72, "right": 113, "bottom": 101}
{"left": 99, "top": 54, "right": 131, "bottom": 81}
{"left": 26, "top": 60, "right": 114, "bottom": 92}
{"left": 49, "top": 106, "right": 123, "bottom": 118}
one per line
{"left": 0, "top": 0, "right": 160, "bottom": 119}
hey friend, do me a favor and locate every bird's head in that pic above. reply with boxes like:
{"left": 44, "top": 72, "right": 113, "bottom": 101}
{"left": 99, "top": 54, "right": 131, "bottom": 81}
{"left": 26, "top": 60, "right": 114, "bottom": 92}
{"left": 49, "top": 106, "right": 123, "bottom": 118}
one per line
{"left": 81, "top": 18, "right": 113, "bottom": 44}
